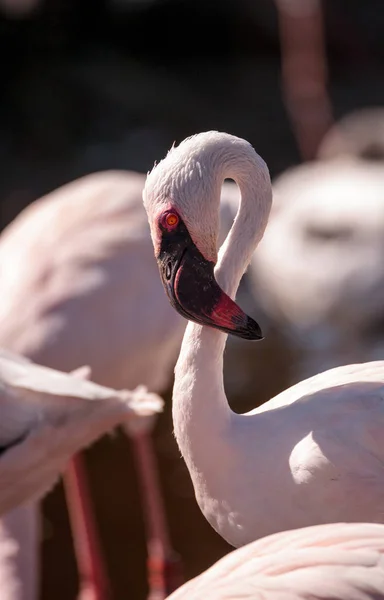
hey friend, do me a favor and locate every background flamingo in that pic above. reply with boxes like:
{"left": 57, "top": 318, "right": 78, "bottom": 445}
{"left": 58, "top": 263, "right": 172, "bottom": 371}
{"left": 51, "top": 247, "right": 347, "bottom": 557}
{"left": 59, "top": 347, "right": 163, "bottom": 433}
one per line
{"left": 167, "top": 522, "right": 384, "bottom": 599}
{"left": 0, "top": 349, "right": 162, "bottom": 515}
{"left": 317, "top": 106, "right": 384, "bottom": 162}
{"left": 144, "top": 130, "right": 384, "bottom": 548}
{"left": 0, "top": 169, "right": 251, "bottom": 599}
{"left": 0, "top": 349, "right": 161, "bottom": 600}
{"left": 251, "top": 109, "right": 384, "bottom": 381}
{"left": 0, "top": 170, "right": 184, "bottom": 600}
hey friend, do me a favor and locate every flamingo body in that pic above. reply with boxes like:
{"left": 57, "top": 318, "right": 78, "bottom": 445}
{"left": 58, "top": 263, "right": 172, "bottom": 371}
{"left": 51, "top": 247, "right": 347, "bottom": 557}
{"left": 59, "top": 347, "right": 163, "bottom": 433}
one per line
{"left": 168, "top": 522, "right": 384, "bottom": 600}
{"left": 206, "top": 360, "right": 384, "bottom": 547}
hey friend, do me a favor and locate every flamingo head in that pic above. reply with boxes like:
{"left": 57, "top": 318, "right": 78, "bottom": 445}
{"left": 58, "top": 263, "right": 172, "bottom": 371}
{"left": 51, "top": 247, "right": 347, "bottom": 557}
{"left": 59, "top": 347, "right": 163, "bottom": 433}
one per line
{"left": 143, "top": 131, "right": 263, "bottom": 341}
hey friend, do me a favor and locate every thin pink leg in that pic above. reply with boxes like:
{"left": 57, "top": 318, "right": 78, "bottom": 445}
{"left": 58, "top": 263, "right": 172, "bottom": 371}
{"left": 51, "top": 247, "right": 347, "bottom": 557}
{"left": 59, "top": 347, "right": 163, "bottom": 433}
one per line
{"left": 131, "top": 432, "right": 183, "bottom": 600}
{"left": 63, "top": 453, "right": 111, "bottom": 600}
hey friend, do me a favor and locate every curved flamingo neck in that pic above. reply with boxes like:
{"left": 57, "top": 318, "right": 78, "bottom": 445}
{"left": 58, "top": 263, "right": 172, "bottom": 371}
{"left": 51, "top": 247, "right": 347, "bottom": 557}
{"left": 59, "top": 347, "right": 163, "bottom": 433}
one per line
{"left": 215, "top": 164, "right": 272, "bottom": 299}
{"left": 172, "top": 145, "right": 272, "bottom": 495}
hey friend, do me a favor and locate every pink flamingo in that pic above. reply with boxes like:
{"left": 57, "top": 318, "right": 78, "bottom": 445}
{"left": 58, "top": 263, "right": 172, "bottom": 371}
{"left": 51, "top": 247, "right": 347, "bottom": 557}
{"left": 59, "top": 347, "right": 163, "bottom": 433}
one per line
{"left": 0, "top": 350, "right": 162, "bottom": 516}
{"left": 0, "top": 349, "right": 161, "bottom": 600}
{"left": 143, "top": 130, "right": 384, "bottom": 548}
{"left": 168, "top": 522, "right": 384, "bottom": 599}
{"left": 251, "top": 114, "right": 384, "bottom": 381}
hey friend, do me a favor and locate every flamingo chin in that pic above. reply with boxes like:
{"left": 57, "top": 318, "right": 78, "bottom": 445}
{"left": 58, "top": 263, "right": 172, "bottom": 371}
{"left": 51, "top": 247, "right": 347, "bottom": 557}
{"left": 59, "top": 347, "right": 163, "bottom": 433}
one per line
{"left": 157, "top": 213, "right": 262, "bottom": 341}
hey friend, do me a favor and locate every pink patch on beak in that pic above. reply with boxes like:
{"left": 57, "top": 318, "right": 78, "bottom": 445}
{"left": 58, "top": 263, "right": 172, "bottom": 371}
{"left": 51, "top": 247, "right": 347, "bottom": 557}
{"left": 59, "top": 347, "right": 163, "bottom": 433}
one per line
{"left": 208, "top": 292, "right": 249, "bottom": 331}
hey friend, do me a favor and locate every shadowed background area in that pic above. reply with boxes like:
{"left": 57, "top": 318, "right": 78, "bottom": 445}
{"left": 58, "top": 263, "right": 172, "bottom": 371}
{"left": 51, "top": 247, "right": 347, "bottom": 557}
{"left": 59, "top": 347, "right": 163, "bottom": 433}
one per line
{"left": 0, "top": 1, "right": 384, "bottom": 599}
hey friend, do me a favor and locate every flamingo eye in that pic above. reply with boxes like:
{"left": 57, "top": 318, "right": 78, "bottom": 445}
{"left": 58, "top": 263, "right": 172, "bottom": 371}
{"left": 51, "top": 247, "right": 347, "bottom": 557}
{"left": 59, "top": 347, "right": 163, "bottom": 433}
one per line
{"left": 165, "top": 213, "right": 179, "bottom": 228}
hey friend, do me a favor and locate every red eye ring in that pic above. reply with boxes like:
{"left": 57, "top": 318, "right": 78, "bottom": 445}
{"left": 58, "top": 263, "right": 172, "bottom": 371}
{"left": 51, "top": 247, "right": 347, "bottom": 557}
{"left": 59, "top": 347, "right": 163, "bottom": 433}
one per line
{"left": 165, "top": 212, "right": 179, "bottom": 228}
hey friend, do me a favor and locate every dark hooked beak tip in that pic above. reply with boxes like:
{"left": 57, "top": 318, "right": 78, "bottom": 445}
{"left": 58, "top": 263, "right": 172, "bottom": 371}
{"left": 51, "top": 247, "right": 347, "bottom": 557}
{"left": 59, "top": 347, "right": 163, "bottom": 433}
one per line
{"left": 241, "top": 316, "right": 264, "bottom": 341}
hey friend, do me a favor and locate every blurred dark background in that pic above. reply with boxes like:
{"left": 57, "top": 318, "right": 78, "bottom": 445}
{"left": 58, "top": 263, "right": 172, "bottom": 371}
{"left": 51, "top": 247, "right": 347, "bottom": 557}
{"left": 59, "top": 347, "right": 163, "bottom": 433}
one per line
{"left": 0, "top": 1, "right": 383, "bottom": 598}
{"left": 1, "top": 0, "right": 384, "bottom": 230}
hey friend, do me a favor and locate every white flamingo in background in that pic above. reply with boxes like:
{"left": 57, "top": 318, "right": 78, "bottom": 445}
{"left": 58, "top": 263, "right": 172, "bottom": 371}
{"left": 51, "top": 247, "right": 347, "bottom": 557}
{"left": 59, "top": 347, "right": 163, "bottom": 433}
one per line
{"left": 0, "top": 169, "right": 241, "bottom": 599}
{"left": 251, "top": 111, "right": 384, "bottom": 380}
{"left": 0, "top": 348, "right": 161, "bottom": 600}
{"left": 168, "top": 522, "right": 384, "bottom": 599}
{"left": 317, "top": 106, "right": 384, "bottom": 162}
{"left": 143, "top": 130, "right": 384, "bottom": 548}
{"left": 0, "top": 349, "right": 162, "bottom": 516}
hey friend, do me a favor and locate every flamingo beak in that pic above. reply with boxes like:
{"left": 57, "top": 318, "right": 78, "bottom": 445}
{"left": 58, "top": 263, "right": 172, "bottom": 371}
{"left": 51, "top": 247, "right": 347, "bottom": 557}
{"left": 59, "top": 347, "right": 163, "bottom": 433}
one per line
{"left": 157, "top": 220, "right": 263, "bottom": 341}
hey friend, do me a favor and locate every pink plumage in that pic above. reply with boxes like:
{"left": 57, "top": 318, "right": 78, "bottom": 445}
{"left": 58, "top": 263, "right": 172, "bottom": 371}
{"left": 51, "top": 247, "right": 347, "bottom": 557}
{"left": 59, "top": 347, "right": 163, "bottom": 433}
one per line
{"left": 169, "top": 522, "right": 384, "bottom": 599}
